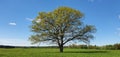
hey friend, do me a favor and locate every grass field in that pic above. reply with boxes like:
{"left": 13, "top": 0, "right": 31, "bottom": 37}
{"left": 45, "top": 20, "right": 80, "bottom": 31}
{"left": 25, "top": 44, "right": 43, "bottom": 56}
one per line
{"left": 0, "top": 48, "right": 120, "bottom": 57}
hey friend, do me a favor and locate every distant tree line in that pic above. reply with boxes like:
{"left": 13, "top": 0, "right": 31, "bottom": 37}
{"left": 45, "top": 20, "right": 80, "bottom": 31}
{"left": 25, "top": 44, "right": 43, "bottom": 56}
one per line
{"left": 1, "top": 43, "right": 120, "bottom": 50}
{"left": 0, "top": 45, "right": 15, "bottom": 48}
{"left": 68, "top": 43, "right": 120, "bottom": 50}
{"left": 101, "top": 43, "right": 120, "bottom": 50}
{"left": 68, "top": 44, "right": 99, "bottom": 49}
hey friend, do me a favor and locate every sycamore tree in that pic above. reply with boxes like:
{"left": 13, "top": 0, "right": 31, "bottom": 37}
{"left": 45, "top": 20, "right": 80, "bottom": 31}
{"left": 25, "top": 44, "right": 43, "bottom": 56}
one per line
{"left": 29, "top": 7, "right": 96, "bottom": 52}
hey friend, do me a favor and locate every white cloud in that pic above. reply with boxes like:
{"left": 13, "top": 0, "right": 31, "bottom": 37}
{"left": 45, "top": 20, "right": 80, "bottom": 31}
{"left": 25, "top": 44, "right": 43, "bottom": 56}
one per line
{"left": 88, "top": 0, "right": 102, "bottom": 2}
{"left": 117, "top": 28, "right": 120, "bottom": 31}
{"left": 88, "top": 0, "right": 95, "bottom": 2}
{"left": 118, "top": 15, "right": 120, "bottom": 19}
{"left": 9, "top": 22, "right": 16, "bottom": 26}
{"left": 117, "top": 32, "right": 120, "bottom": 36}
{"left": 116, "top": 28, "right": 120, "bottom": 36}
{"left": 36, "top": 19, "right": 41, "bottom": 23}
{"left": 26, "top": 18, "right": 34, "bottom": 21}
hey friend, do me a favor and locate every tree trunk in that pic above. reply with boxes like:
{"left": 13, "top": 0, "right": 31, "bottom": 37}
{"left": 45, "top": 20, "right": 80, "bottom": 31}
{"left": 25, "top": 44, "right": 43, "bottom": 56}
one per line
{"left": 59, "top": 45, "right": 63, "bottom": 52}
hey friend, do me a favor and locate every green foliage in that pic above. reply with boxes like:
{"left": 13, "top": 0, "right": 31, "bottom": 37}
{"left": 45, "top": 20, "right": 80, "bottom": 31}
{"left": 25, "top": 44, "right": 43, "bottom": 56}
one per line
{"left": 88, "top": 45, "right": 100, "bottom": 49}
{"left": 104, "top": 45, "right": 115, "bottom": 50}
{"left": 0, "top": 48, "right": 120, "bottom": 57}
{"left": 29, "top": 6, "right": 96, "bottom": 52}
{"left": 68, "top": 44, "right": 99, "bottom": 49}
{"left": 98, "top": 43, "right": 120, "bottom": 50}
{"left": 114, "top": 43, "right": 120, "bottom": 49}
{"left": 68, "top": 44, "right": 88, "bottom": 49}
{"left": 68, "top": 43, "right": 120, "bottom": 50}
{"left": 30, "top": 6, "right": 96, "bottom": 44}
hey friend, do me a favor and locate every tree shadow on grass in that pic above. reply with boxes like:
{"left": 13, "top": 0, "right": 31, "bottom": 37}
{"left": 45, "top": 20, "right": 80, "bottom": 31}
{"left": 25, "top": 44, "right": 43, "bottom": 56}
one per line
{"left": 0, "top": 54, "right": 6, "bottom": 56}
{"left": 44, "top": 50, "right": 108, "bottom": 53}
{"left": 64, "top": 50, "right": 108, "bottom": 53}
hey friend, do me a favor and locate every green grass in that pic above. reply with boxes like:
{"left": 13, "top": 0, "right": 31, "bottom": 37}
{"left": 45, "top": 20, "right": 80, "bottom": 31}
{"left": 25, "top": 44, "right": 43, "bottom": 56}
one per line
{"left": 0, "top": 48, "right": 120, "bottom": 57}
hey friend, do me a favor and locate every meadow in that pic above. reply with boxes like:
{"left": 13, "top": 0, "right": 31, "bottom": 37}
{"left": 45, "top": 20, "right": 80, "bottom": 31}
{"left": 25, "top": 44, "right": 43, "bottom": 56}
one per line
{"left": 0, "top": 48, "right": 120, "bottom": 57}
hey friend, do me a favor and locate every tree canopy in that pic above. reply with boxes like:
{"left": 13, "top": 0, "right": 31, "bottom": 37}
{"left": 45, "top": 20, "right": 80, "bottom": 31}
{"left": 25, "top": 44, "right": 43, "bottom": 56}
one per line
{"left": 29, "top": 7, "right": 96, "bottom": 52}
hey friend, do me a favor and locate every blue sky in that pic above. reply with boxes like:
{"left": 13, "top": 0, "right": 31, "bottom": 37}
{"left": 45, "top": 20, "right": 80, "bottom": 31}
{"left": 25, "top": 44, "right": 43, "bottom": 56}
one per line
{"left": 0, "top": 0, "right": 120, "bottom": 46}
